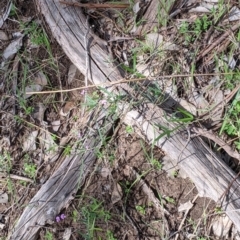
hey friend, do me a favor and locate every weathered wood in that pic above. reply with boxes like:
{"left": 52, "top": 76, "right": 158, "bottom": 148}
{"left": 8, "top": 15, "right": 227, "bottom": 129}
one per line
{"left": 135, "top": 0, "right": 175, "bottom": 35}
{"left": 122, "top": 100, "right": 240, "bottom": 229}
{"left": 10, "top": 0, "right": 240, "bottom": 238}
{"left": 9, "top": 106, "right": 117, "bottom": 240}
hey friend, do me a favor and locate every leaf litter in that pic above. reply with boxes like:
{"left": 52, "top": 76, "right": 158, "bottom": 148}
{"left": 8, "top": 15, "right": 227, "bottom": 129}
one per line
{"left": 0, "top": 0, "right": 240, "bottom": 239}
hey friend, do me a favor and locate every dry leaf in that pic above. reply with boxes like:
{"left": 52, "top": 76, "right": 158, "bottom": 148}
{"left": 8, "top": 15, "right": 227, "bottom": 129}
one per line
{"left": 2, "top": 35, "right": 23, "bottom": 60}
{"left": 178, "top": 201, "right": 193, "bottom": 212}
{"left": 39, "top": 130, "right": 58, "bottom": 161}
{"left": 228, "top": 6, "right": 240, "bottom": 21}
{"left": 67, "top": 64, "right": 77, "bottom": 85}
{"left": 60, "top": 102, "right": 75, "bottom": 116}
{"left": 133, "top": 2, "right": 141, "bottom": 14}
{"left": 0, "top": 191, "right": 8, "bottom": 203}
{"left": 111, "top": 182, "right": 123, "bottom": 204}
{"left": 23, "top": 131, "right": 38, "bottom": 152}
{"left": 62, "top": 228, "right": 72, "bottom": 240}
{"left": 32, "top": 103, "right": 46, "bottom": 123}
{"left": 0, "top": 30, "right": 9, "bottom": 41}
{"left": 145, "top": 33, "right": 164, "bottom": 49}
{"left": 34, "top": 71, "right": 48, "bottom": 86}
{"left": 100, "top": 167, "right": 111, "bottom": 178}
{"left": 51, "top": 120, "right": 61, "bottom": 132}
{"left": 210, "top": 214, "right": 233, "bottom": 239}
{"left": 24, "top": 84, "right": 43, "bottom": 99}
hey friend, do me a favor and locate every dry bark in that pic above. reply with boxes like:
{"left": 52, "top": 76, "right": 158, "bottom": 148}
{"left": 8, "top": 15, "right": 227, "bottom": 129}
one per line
{"left": 10, "top": 0, "right": 240, "bottom": 239}
{"left": 9, "top": 105, "right": 117, "bottom": 240}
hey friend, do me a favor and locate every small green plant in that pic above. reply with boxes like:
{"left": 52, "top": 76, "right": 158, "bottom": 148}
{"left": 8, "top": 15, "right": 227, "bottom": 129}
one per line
{"left": 171, "top": 170, "right": 179, "bottom": 178}
{"left": 0, "top": 151, "right": 12, "bottom": 173}
{"left": 136, "top": 205, "right": 146, "bottom": 215}
{"left": 106, "top": 230, "right": 117, "bottom": 240}
{"left": 214, "top": 206, "right": 223, "bottom": 214}
{"left": 84, "top": 91, "right": 100, "bottom": 110}
{"left": 179, "top": 15, "right": 211, "bottom": 44}
{"left": 63, "top": 144, "right": 72, "bottom": 156}
{"left": 140, "top": 141, "right": 162, "bottom": 170}
{"left": 220, "top": 89, "right": 240, "bottom": 150}
{"left": 150, "top": 158, "right": 162, "bottom": 170}
{"left": 23, "top": 162, "right": 37, "bottom": 179}
{"left": 9, "top": 3, "right": 17, "bottom": 17}
{"left": 193, "top": 15, "right": 211, "bottom": 37}
{"left": 165, "top": 196, "right": 175, "bottom": 204}
{"left": 72, "top": 209, "right": 79, "bottom": 222}
{"left": 44, "top": 231, "right": 53, "bottom": 240}
{"left": 125, "top": 125, "right": 134, "bottom": 134}
{"left": 21, "top": 21, "right": 51, "bottom": 49}
{"left": 80, "top": 198, "right": 111, "bottom": 239}
{"left": 18, "top": 95, "right": 34, "bottom": 115}
{"left": 121, "top": 52, "right": 145, "bottom": 78}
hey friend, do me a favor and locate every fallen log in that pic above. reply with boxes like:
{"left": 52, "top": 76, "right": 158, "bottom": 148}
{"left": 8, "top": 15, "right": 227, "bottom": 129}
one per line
{"left": 9, "top": 105, "right": 118, "bottom": 240}
{"left": 10, "top": 0, "right": 240, "bottom": 238}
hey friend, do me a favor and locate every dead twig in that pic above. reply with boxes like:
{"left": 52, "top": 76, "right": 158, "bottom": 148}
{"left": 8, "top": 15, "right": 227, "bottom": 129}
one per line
{"left": 25, "top": 72, "right": 239, "bottom": 95}
{"left": 0, "top": 172, "right": 34, "bottom": 183}
{"left": 59, "top": 1, "right": 129, "bottom": 9}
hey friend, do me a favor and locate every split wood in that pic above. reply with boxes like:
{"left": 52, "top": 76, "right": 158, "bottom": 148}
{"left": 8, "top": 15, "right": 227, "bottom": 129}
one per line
{"left": 191, "top": 126, "right": 240, "bottom": 161}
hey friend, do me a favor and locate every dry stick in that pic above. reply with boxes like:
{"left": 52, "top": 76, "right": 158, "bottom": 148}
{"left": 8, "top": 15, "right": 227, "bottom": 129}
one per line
{"left": 81, "top": 15, "right": 90, "bottom": 118}
{"left": 59, "top": 1, "right": 130, "bottom": 9}
{"left": 175, "top": 194, "right": 199, "bottom": 240}
{"left": 0, "top": 173, "right": 34, "bottom": 183}
{"left": 191, "top": 127, "right": 240, "bottom": 161}
{"left": 197, "top": 21, "right": 240, "bottom": 61}
{"left": 25, "top": 72, "right": 238, "bottom": 95}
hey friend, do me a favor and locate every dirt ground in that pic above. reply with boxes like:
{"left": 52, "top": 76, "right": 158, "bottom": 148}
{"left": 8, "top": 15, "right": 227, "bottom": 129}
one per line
{"left": 1, "top": 0, "right": 240, "bottom": 240}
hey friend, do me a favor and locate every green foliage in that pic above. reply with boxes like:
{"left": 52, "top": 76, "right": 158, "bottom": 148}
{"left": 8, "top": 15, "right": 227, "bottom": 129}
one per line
{"left": 179, "top": 14, "right": 211, "bottom": 44}
{"left": 0, "top": 151, "right": 12, "bottom": 173}
{"left": 80, "top": 198, "right": 111, "bottom": 239}
{"left": 220, "top": 89, "right": 240, "bottom": 150}
{"left": 44, "top": 231, "right": 53, "bottom": 240}
{"left": 136, "top": 205, "right": 146, "bottom": 215}
{"left": 72, "top": 209, "right": 79, "bottom": 222}
{"left": 106, "top": 230, "right": 117, "bottom": 240}
{"left": 150, "top": 158, "right": 162, "bottom": 170}
{"left": 21, "top": 21, "right": 50, "bottom": 49}
{"left": 84, "top": 91, "right": 100, "bottom": 110}
{"left": 9, "top": 3, "right": 17, "bottom": 17}
{"left": 121, "top": 52, "right": 145, "bottom": 78}
{"left": 63, "top": 144, "right": 72, "bottom": 156}
{"left": 125, "top": 125, "right": 134, "bottom": 134}
{"left": 23, "top": 162, "right": 37, "bottom": 179}
{"left": 173, "top": 108, "right": 194, "bottom": 123}
{"left": 165, "top": 196, "right": 175, "bottom": 204}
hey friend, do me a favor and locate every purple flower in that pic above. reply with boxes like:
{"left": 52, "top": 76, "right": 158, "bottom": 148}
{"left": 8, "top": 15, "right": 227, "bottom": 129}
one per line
{"left": 81, "top": 90, "right": 86, "bottom": 95}
{"left": 60, "top": 214, "right": 66, "bottom": 220}
{"left": 56, "top": 216, "right": 61, "bottom": 222}
{"left": 100, "top": 99, "right": 107, "bottom": 105}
